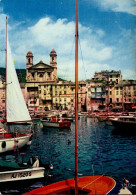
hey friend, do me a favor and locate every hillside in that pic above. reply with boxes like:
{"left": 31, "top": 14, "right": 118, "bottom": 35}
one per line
{"left": 0, "top": 67, "right": 26, "bottom": 83}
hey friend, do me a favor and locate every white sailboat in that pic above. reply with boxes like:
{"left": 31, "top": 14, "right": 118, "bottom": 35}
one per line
{"left": 6, "top": 36, "right": 31, "bottom": 124}
{"left": 0, "top": 17, "right": 33, "bottom": 153}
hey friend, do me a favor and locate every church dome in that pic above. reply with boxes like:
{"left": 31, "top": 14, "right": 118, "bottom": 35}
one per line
{"left": 50, "top": 49, "right": 56, "bottom": 54}
{"left": 27, "top": 51, "right": 33, "bottom": 56}
{"left": 50, "top": 49, "right": 57, "bottom": 56}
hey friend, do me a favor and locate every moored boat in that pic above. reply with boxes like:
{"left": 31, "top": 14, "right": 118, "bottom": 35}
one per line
{"left": 0, "top": 17, "right": 33, "bottom": 153}
{"left": 41, "top": 116, "right": 71, "bottom": 128}
{"left": 110, "top": 114, "right": 136, "bottom": 131}
{"left": 24, "top": 175, "right": 116, "bottom": 195}
{"left": 0, "top": 131, "right": 33, "bottom": 153}
{"left": 0, "top": 155, "right": 53, "bottom": 183}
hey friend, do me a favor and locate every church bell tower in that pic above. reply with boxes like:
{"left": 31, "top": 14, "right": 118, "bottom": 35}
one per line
{"left": 50, "top": 49, "right": 57, "bottom": 80}
{"left": 26, "top": 51, "right": 33, "bottom": 69}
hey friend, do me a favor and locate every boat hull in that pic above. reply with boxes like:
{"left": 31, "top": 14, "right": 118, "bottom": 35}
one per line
{"left": 0, "top": 133, "right": 33, "bottom": 153}
{"left": 24, "top": 175, "right": 116, "bottom": 195}
{"left": 111, "top": 119, "right": 136, "bottom": 130}
{"left": 41, "top": 120, "right": 71, "bottom": 128}
{"left": 0, "top": 167, "right": 45, "bottom": 183}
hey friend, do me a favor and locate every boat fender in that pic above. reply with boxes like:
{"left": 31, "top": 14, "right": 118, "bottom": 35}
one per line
{"left": 1, "top": 141, "right": 6, "bottom": 148}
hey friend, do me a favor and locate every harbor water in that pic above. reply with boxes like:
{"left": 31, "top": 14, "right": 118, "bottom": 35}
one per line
{"left": 0, "top": 117, "right": 136, "bottom": 194}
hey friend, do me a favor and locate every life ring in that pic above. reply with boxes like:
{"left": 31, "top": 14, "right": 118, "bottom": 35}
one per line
{"left": 1, "top": 141, "right": 6, "bottom": 148}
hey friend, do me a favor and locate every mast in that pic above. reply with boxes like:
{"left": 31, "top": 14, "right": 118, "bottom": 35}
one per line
{"left": 75, "top": 0, "right": 78, "bottom": 194}
{"left": 5, "top": 16, "right": 7, "bottom": 130}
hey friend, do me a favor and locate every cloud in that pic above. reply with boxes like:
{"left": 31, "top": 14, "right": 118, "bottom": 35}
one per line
{"left": 93, "top": 0, "right": 136, "bottom": 15}
{"left": 3, "top": 16, "right": 114, "bottom": 81}
{"left": 0, "top": 15, "right": 135, "bottom": 81}
{"left": 122, "top": 69, "right": 136, "bottom": 80}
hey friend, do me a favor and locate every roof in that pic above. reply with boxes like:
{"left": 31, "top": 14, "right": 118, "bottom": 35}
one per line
{"left": 29, "top": 61, "right": 54, "bottom": 70}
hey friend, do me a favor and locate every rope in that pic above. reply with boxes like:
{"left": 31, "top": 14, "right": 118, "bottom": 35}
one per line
{"left": 81, "top": 174, "right": 104, "bottom": 190}
{"left": 78, "top": 37, "right": 87, "bottom": 81}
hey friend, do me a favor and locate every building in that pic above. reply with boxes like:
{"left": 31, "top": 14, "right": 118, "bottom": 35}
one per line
{"left": 86, "top": 79, "right": 106, "bottom": 111}
{"left": 26, "top": 50, "right": 79, "bottom": 112}
{"left": 94, "top": 70, "right": 122, "bottom": 84}
{"left": 0, "top": 55, "right": 135, "bottom": 113}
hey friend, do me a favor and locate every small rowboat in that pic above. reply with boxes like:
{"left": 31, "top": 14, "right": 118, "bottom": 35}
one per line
{"left": 24, "top": 175, "right": 116, "bottom": 194}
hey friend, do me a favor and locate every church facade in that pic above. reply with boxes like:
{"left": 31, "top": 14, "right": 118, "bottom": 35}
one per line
{"left": 25, "top": 49, "right": 87, "bottom": 113}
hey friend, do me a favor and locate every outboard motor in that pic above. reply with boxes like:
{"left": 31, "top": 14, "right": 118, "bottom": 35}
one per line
{"left": 28, "top": 156, "right": 39, "bottom": 168}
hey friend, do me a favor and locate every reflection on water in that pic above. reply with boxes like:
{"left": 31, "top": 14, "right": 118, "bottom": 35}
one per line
{"left": 0, "top": 117, "right": 136, "bottom": 194}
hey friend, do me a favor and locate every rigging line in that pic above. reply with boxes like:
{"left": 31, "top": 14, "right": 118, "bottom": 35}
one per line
{"left": 78, "top": 37, "right": 87, "bottom": 81}
{"left": 59, "top": 36, "right": 75, "bottom": 81}
{"left": 81, "top": 174, "right": 104, "bottom": 190}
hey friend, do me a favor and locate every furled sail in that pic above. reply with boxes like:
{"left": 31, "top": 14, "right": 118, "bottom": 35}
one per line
{"left": 6, "top": 37, "right": 31, "bottom": 122}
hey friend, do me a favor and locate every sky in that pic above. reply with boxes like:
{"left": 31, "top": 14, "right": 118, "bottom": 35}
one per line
{"left": 0, "top": 0, "right": 136, "bottom": 81}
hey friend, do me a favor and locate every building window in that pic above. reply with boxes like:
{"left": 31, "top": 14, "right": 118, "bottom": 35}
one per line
{"left": 110, "top": 91, "right": 112, "bottom": 95}
{"left": 64, "top": 91, "right": 66, "bottom": 95}
{"left": 116, "top": 91, "right": 119, "bottom": 95}
{"left": 116, "top": 98, "right": 119, "bottom": 102}
{"left": 48, "top": 72, "right": 51, "bottom": 78}
{"left": 28, "top": 58, "right": 31, "bottom": 64}
{"left": 64, "top": 85, "right": 66, "bottom": 88}
{"left": 39, "top": 74, "right": 43, "bottom": 78}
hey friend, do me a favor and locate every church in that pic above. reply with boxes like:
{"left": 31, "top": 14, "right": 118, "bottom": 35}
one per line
{"left": 25, "top": 49, "right": 78, "bottom": 112}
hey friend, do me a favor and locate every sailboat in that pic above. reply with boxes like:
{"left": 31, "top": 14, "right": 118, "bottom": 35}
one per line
{"left": 0, "top": 17, "right": 33, "bottom": 153}
{"left": 24, "top": 0, "right": 116, "bottom": 194}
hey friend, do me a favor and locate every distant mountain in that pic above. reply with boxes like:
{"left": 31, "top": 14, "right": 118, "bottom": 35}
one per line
{"left": 0, "top": 67, "right": 26, "bottom": 83}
